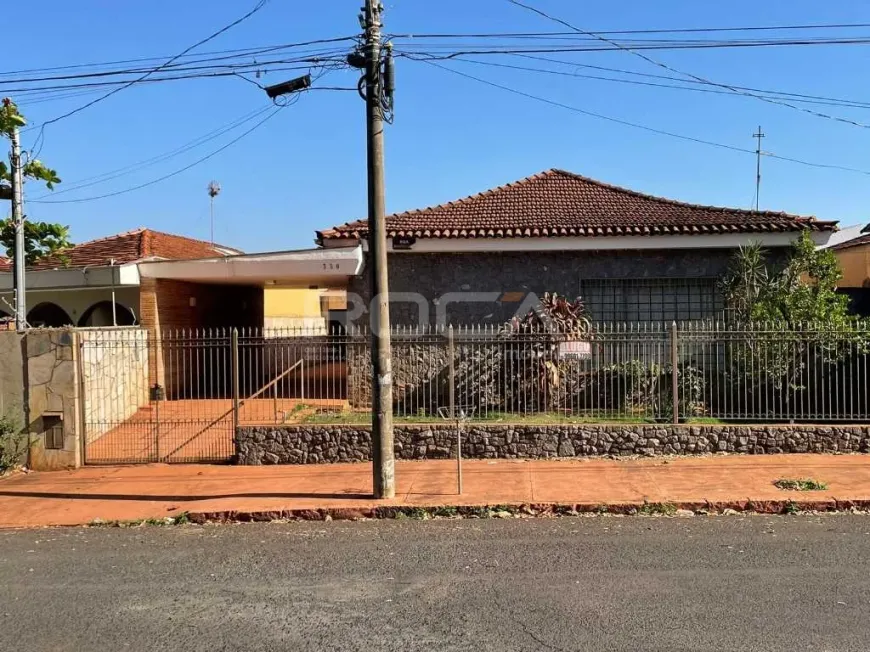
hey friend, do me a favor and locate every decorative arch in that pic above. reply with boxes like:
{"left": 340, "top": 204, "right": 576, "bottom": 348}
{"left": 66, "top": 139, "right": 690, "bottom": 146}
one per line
{"left": 78, "top": 301, "right": 136, "bottom": 327}
{"left": 27, "top": 302, "right": 73, "bottom": 328}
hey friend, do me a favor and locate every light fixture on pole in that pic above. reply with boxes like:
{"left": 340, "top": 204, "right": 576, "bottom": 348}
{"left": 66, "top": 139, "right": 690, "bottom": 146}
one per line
{"left": 207, "top": 181, "right": 221, "bottom": 246}
{"left": 263, "top": 74, "right": 311, "bottom": 100}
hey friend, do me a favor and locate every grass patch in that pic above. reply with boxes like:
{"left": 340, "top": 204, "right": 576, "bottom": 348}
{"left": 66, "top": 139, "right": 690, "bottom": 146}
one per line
{"left": 774, "top": 478, "right": 829, "bottom": 492}
{"left": 301, "top": 411, "right": 654, "bottom": 426}
{"left": 89, "top": 513, "right": 191, "bottom": 528}
{"left": 638, "top": 502, "right": 678, "bottom": 516}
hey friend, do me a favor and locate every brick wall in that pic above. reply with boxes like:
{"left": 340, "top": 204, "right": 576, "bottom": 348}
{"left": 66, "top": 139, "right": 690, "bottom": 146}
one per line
{"left": 139, "top": 279, "right": 264, "bottom": 396}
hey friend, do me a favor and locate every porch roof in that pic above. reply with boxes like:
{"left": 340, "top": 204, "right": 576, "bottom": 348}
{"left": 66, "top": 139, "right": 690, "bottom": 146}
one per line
{"left": 136, "top": 245, "right": 363, "bottom": 285}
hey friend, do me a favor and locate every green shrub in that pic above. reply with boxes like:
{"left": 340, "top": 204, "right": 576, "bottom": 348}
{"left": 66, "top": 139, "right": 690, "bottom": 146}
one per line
{"left": 0, "top": 413, "right": 27, "bottom": 473}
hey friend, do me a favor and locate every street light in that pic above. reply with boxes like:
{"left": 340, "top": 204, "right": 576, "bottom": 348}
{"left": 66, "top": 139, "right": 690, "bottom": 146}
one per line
{"left": 264, "top": 74, "right": 312, "bottom": 100}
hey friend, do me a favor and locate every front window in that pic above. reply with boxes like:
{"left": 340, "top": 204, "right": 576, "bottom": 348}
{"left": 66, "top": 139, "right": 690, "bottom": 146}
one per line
{"left": 579, "top": 278, "right": 723, "bottom": 322}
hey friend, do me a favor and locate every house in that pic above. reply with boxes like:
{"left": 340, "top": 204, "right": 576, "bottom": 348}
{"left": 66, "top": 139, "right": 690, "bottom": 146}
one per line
{"left": 317, "top": 169, "right": 838, "bottom": 325}
{"left": 0, "top": 227, "right": 363, "bottom": 333}
{"left": 0, "top": 229, "right": 240, "bottom": 327}
{"left": 821, "top": 223, "right": 870, "bottom": 315}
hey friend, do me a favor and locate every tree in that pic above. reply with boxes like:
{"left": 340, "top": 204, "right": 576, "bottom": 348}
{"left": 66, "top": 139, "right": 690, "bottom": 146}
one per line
{"left": 722, "top": 231, "right": 853, "bottom": 325}
{"left": 720, "top": 231, "right": 867, "bottom": 415}
{"left": 0, "top": 98, "right": 68, "bottom": 264}
{"left": 0, "top": 221, "right": 70, "bottom": 265}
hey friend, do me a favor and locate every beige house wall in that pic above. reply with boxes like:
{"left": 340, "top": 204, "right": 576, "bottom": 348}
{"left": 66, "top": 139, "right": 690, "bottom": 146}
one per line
{"left": 834, "top": 245, "right": 870, "bottom": 289}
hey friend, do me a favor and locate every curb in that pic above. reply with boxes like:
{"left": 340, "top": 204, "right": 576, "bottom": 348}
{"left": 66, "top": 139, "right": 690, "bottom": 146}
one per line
{"left": 184, "top": 498, "right": 870, "bottom": 524}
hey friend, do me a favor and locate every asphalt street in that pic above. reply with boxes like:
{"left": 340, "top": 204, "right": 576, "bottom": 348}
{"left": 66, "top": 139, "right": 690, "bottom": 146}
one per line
{"left": 2, "top": 515, "right": 869, "bottom": 651}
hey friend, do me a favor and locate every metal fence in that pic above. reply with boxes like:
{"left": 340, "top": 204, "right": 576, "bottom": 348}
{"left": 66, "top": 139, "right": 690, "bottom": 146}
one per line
{"left": 79, "top": 322, "right": 870, "bottom": 464}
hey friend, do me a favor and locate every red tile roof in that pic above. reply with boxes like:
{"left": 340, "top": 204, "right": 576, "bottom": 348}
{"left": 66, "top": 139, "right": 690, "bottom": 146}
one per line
{"left": 23, "top": 228, "right": 240, "bottom": 271}
{"left": 318, "top": 169, "right": 837, "bottom": 242}
{"left": 0, "top": 256, "right": 9, "bottom": 273}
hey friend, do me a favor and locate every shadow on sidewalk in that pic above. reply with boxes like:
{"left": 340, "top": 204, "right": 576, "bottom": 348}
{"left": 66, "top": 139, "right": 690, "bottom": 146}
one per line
{"left": 0, "top": 491, "right": 373, "bottom": 502}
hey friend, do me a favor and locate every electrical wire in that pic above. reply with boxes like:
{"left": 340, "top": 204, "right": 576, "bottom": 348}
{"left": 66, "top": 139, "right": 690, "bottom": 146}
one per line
{"left": 410, "top": 56, "right": 870, "bottom": 177}
{"left": 0, "top": 36, "right": 357, "bottom": 79}
{"left": 387, "top": 22, "right": 870, "bottom": 39}
{"left": 27, "top": 0, "right": 271, "bottom": 158}
{"left": 30, "top": 101, "right": 291, "bottom": 204}
{"left": 31, "top": 105, "right": 276, "bottom": 199}
{"left": 446, "top": 56, "right": 870, "bottom": 111}
{"left": 504, "top": 0, "right": 870, "bottom": 130}
{"left": 513, "top": 54, "right": 870, "bottom": 110}
{"left": 5, "top": 58, "right": 347, "bottom": 96}
{"left": 392, "top": 36, "right": 870, "bottom": 55}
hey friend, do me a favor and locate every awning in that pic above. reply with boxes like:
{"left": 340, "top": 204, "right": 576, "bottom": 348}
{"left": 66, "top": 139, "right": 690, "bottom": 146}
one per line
{"left": 136, "top": 245, "right": 364, "bottom": 285}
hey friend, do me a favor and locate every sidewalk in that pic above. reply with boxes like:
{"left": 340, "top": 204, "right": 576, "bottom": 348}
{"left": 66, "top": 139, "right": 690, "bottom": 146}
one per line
{"left": 2, "top": 454, "right": 870, "bottom": 528}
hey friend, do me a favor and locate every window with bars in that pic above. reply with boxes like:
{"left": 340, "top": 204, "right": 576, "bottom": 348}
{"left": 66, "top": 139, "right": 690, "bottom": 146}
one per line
{"left": 579, "top": 278, "right": 723, "bottom": 322}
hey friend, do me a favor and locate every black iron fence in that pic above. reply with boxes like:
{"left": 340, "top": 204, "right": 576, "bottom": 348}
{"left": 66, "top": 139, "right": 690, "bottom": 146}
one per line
{"left": 79, "top": 321, "right": 870, "bottom": 463}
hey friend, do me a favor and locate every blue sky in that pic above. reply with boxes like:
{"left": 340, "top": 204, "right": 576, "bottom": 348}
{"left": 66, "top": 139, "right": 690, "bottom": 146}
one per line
{"left": 5, "top": 0, "right": 870, "bottom": 251}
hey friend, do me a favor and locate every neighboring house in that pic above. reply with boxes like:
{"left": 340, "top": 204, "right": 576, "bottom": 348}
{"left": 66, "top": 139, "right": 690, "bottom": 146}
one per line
{"left": 0, "top": 228, "right": 240, "bottom": 327}
{"left": 317, "top": 169, "right": 838, "bottom": 325}
{"left": 0, "top": 227, "right": 363, "bottom": 333}
{"left": 822, "top": 223, "right": 870, "bottom": 316}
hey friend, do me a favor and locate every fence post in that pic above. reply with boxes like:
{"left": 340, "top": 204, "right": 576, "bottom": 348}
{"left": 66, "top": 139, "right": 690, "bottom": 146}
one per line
{"left": 671, "top": 321, "right": 679, "bottom": 425}
{"left": 231, "top": 328, "right": 240, "bottom": 433}
{"left": 447, "top": 325, "right": 462, "bottom": 494}
{"left": 447, "top": 325, "right": 455, "bottom": 419}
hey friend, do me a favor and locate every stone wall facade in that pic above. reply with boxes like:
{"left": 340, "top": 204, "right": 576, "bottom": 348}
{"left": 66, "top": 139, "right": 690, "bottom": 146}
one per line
{"left": 235, "top": 423, "right": 870, "bottom": 465}
{"left": 79, "top": 328, "right": 149, "bottom": 444}
{"left": 346, "top": 249, "right": 791, "bottom": 326}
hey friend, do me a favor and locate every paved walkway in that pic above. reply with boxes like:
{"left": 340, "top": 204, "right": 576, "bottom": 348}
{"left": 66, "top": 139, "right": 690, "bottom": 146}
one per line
{"left": 2, "top": 454, "right": 870, "bottom": 527}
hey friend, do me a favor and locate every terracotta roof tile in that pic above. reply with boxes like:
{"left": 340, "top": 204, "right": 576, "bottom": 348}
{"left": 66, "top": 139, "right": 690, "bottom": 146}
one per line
{"left": 0, "top": 256, "right": 10, "bottom": 273}
{"left": 25, "top": 228, "right": 239, "bottom": 271}
{"left": 317, "top": 169, "right": 837, "bottom": 241}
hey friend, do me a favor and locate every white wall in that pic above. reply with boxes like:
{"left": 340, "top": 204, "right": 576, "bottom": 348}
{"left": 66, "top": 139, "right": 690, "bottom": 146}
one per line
{"left": 0, "top": 287, "right": 140, "bottom": 326}
{"left": 79, "top": 328, "right": 149, "bottom": 444}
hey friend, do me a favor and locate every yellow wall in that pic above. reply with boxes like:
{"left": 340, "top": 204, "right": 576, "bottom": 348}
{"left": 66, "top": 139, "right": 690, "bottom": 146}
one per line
{"left": 834, "top": 245, "right": 870, "bottom": 288}
{"left": 262, "top": 287, "right": 346, "bottom": 332}
{"left": 263, "top": 287, "right": 324, "bottom": 318}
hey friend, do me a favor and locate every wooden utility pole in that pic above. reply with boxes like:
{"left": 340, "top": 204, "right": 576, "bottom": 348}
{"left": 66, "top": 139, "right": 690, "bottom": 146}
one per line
{"left": 9, "top": 126, "right": 26, "bottom": 331}
{"left": 364, "top": 0, "right": 395, "bottom": 498}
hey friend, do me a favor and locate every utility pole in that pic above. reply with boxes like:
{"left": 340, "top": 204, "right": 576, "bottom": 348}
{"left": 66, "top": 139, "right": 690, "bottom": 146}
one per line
{"left": 363, "top": 0, "right": 395, "bottom": 498}
{"left": 753, "top": 125, "right": 765, "bottom": 212}
{"left": 9, "top": 126, "right": 26, "bottom": 331}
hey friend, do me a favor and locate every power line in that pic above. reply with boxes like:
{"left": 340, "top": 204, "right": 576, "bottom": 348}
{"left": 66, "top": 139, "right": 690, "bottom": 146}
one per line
{"left": 410, "top": 56, "right": 870, "bottom": 177}
{"left": 445, "top": 56, "right": 870, "bottom": 111}
{"left": 6, "top": 58, "right": 347, "bottom": 96}
{"left": 393, "top": 36, "right": 870, "bottom": 55}
{"left": 30, "top": 102, "right": 290, "bottom": 204}
{"left": 388, "top": 22, "right": 870, "bottom": 39}
{"left": 504, "top": 0, "right": 870, "bottom": 130}
{"left": 0, "top": 36, "right": 357, "bottom": 79}
{"left": 513, "top": 54, "right": 870, "bottom": 109}
{"left": 0, "top": 45, "right": 352, "bottom": 86}
{"left": 30, "top": 0, "right": 271, "bottom": 153}
{"left": 31, "top": 105, "right": 276, "bottom": 199}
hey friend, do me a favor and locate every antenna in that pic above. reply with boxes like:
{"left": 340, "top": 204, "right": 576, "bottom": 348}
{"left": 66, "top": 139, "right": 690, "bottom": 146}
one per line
{"left": 752, "top": 126, "right": 765, "bottom": 211}
{"left": 207, "top": 180, "right": 221, "bottom": 246}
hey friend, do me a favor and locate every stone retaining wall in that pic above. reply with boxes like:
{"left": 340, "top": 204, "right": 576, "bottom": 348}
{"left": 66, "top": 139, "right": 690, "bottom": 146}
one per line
{"left": 235, "top": 423, "right": 870, "bottom": 465}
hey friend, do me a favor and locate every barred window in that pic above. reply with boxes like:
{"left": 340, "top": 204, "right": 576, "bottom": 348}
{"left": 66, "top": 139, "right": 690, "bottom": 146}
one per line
{"left": 579, "top": 278, "right": 723, "bottom": 322}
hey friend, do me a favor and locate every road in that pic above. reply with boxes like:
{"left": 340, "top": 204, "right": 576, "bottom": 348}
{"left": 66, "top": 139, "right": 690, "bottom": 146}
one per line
{"left": 2, "top": 515, "right": 870, "bottom": 651}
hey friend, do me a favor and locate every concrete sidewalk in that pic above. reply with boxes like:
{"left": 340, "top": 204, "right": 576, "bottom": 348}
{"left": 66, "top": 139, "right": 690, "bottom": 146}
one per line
{"left": 2, "top": 454, "right": 870, "bottom": 528}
